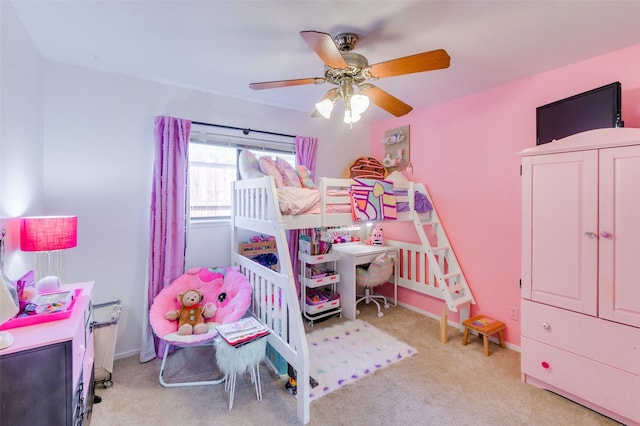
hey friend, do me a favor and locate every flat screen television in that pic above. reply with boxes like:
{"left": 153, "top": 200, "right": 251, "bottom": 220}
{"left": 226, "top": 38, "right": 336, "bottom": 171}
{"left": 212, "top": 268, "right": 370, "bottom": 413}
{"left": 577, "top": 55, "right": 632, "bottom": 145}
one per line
{"left": 536, "top": 81, "right": 622, "bottom": 145}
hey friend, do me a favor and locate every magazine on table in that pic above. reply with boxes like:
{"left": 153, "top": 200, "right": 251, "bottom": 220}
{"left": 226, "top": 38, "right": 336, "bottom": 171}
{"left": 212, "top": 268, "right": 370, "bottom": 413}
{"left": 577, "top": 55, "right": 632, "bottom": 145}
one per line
{"left": 216, "top": 316, "right": 269, "bottom": 347}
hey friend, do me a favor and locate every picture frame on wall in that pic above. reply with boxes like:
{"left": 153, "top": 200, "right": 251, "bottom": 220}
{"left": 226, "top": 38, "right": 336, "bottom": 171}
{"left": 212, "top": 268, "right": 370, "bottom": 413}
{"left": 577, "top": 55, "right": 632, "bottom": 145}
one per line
{"left": 382, "top": 125, "right": 410, "bottom": 171}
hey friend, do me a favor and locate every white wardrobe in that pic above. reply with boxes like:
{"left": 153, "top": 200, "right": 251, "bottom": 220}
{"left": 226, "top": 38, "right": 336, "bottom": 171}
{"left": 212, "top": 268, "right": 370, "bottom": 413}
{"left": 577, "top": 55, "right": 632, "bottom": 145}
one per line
{"left": 519, "top": 128, "right": 640, "bottom": 426}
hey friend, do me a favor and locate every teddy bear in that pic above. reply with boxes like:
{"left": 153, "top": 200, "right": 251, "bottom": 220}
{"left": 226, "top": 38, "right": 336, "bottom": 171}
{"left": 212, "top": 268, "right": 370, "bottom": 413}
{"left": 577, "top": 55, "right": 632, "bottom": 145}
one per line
{"left": 165, "top": 289, "right": 216, "bottom": 335}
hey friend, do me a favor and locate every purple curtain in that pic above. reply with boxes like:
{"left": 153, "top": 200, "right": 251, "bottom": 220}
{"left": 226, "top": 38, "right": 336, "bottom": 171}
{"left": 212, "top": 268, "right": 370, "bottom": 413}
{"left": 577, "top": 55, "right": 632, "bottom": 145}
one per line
{"left": 289, "top": 136, "right": 318, "bottom": 295}
{"left": 140, "top": 116, "right": 191, "bottom": 362}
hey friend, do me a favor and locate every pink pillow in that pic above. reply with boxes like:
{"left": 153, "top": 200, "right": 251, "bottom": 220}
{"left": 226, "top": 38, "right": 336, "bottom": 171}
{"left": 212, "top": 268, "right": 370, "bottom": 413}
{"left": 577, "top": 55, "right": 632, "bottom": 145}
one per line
{"left": 258, "top": 156, "right": 285, "bottom": 187}
{"left": 238, "top": 150, "right": 266, "bottom": 179}
{"left": 276, "top": 157, "right": 302, "bottom": 187}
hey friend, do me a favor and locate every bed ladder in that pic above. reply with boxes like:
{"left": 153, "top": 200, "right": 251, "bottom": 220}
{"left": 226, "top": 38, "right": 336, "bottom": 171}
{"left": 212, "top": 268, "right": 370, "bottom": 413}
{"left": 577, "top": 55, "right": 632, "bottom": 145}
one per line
{"left": 412, "top": 185, "right": 475, "bottom": 341}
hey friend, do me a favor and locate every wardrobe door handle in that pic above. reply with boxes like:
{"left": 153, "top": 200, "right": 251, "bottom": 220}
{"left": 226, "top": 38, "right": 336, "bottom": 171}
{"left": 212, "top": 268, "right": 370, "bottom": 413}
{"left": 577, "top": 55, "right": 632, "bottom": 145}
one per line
{"left": 584, "top": 232, "right": 597, "bottom": 239}
{"left": 600, "top": 231, "right": 612, "bottom": 239}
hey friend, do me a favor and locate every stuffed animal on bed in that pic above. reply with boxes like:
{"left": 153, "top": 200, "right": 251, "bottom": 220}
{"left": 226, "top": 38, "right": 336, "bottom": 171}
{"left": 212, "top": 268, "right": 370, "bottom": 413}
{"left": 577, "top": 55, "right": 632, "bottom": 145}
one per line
{"left": 165, "top": 289, "right": 216, "bottom": 335}
{"left": 295, "top": 165, "right": 315, "bottom": 188}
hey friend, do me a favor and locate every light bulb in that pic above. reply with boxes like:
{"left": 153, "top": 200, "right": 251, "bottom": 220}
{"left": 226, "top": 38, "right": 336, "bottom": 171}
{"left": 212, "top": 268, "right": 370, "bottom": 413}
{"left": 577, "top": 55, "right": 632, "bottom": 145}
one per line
{"left": 350, "top": 94, "right": 370, "bottom": 115}
{"left": 315, "top": 99, "right": 334, "bottom": 119}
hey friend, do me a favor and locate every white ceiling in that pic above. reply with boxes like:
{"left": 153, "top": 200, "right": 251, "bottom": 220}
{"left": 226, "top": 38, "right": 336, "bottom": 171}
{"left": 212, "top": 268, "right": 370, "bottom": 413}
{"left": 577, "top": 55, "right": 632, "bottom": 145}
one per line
{"left": 10, "top": 0, "right": 640, "bottom": 122}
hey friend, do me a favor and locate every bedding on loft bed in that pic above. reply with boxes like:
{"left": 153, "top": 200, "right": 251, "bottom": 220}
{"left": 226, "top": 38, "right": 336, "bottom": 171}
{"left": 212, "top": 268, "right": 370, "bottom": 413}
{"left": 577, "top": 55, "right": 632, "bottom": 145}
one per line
{"left": 238, "top": 150, "right": 432, "bottom": 219}
{"left": 272, "top": 179, "right": 433, "bottom": 217}
{"left": 276, "top": 186, "right": 351, "bottom": 216}
{"left": 396, "top": 190, "right": 432, "bottom": 213}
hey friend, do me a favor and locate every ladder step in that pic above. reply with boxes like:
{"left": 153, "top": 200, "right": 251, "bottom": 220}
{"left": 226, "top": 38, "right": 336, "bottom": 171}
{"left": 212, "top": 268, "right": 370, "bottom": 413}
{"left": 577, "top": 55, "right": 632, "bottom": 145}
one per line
{"left": 410, "top": 192, "right": 476, "bottom": 317}
{"left": 442, "top": 272, "right": 461, "bottom": 280}
{"left": 453, "top": 294, "right": 474, "bottom": 307}
{"left": 447, "top": 282, "right": 465, "bottom": 293}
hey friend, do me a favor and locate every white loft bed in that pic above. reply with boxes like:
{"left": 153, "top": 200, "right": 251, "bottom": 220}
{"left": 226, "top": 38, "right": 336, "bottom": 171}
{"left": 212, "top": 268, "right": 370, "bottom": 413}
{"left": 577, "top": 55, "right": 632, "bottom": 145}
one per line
{"left": 230, "top": 175, "right": 474, "bottom": 424}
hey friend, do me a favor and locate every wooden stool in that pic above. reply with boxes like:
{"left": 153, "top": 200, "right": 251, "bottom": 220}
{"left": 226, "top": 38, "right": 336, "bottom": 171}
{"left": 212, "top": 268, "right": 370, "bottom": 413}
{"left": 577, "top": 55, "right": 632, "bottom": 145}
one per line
{"left": 462, "top": 315, "right": 505, "bottom": 356}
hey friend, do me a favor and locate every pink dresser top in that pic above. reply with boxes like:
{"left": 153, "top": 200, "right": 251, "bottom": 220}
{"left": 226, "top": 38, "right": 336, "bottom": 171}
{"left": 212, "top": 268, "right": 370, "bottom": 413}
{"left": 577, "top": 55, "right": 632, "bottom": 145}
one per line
{"left": 0, "top": 282, "right": 93, "bottom": 355}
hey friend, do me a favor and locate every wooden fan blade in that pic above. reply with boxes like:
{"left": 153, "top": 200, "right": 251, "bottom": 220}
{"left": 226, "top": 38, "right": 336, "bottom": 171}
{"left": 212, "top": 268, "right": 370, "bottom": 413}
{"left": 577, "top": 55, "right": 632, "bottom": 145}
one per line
{"left": 361, "top": 85, "right": 413, "bottom": 117}
{"left": 300, "top": 31, "right": 348, "bottom": 69}
{"left": 249, "top": 77, "right": 325, "bottom": 90}
{"left": 369, "top": 49, "right": 450, "bottom": 79}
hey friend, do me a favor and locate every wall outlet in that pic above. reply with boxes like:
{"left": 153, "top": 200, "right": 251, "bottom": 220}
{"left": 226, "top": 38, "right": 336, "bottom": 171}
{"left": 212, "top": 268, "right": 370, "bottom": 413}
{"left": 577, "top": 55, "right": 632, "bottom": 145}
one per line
{"left": 510, "top": 307, "right": 519, "bottom": 321}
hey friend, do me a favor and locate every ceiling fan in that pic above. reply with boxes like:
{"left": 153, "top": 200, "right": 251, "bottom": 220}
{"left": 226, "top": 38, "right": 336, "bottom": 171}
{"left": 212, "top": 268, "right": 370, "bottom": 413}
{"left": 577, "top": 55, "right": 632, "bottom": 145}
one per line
{"left": 249, "top": 31, "right": 450, "bottom": 123}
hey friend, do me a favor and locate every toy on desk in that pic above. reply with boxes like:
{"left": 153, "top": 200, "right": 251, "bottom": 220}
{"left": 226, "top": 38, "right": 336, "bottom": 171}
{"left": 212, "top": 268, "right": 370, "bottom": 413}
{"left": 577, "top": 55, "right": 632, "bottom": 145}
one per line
{"left": 371, "top": 227, "right": 384, "bottom": 245}
{"left": 329, "top": 230, "right": 360, "bottom": 244}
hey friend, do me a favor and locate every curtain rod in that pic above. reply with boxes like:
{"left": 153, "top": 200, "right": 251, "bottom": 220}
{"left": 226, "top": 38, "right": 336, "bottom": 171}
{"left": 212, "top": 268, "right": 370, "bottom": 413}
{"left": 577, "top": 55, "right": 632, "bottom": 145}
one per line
{"left": 191, "top": 121, "right": 296, "bottom": 139}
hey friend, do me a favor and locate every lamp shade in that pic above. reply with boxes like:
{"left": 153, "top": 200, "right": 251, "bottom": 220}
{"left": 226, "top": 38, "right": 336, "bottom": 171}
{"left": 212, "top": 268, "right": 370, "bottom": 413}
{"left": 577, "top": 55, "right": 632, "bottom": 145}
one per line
{"left": 350, "top": 94, "right": 370, "bottom": 115}
{"left": 20, "top": 216, "right": 78, "bottom": 252}
{"left": 315, "top": 99, "right": 334, "bottom": 119}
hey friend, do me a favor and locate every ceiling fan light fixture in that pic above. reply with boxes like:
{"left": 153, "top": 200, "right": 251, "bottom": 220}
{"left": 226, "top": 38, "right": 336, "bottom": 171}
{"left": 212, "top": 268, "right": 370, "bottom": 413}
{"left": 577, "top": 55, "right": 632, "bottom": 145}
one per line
{"left": 250, "top": 31, "right": 449, "bottom": 124}
{"left": 315, "top": 98, "right": 334, "bottom": 119}
{"left": 344, "top": 110, "right": 361, "bottom": 124}
{"left": 350, "top": 94, "right": 370, "bottom": 115}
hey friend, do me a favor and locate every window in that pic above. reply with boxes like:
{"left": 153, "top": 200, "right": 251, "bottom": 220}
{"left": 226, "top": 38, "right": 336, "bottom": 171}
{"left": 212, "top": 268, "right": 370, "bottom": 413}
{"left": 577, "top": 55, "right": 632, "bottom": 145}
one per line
{"left": 188, "top": 129, "right": 295, "bottom": 220}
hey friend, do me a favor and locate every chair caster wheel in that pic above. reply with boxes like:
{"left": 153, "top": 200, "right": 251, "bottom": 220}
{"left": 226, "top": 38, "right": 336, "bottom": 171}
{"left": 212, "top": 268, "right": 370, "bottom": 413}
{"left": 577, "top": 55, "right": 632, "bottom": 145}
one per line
{"left": 384, "top": 303, "right": 390, "bottom": 309}
{"left": 377, "top": 312, "right": 384, "bottom": 318}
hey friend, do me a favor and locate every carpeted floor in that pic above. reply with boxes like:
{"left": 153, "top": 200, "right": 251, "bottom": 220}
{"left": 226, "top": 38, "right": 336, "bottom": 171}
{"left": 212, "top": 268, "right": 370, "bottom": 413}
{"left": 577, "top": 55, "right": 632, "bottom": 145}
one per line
{"left": 91, "top": 303, "right": 622, "bottom": 426}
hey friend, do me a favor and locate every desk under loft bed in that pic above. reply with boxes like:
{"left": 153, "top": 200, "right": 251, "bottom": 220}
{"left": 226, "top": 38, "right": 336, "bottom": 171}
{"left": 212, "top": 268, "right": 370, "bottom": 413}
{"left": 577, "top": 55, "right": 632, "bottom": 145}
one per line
{"left": 230, "top": 175, "right": 475, "bottom": 424}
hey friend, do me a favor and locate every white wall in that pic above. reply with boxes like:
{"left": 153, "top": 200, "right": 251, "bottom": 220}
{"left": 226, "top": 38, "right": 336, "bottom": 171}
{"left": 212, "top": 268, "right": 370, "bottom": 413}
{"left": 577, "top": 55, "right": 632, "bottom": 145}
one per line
{"left": 0, "top": 2, "right": 44, "bottom": 278}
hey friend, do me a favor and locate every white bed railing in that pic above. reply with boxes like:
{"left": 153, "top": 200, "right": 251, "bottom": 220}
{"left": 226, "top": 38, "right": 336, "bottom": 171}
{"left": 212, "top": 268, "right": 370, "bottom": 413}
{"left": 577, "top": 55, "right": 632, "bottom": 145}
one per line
{"left": 231, "top": 246, "right": 311, "bottom": 424}
{"left": 231, "top": 177, "right": 312, "bottom": 423}
{"left": 230, "top": 175, "right": 471, "bottom": 424}
{"left": 386, "top": 239, "right": 449, "bottom": 300}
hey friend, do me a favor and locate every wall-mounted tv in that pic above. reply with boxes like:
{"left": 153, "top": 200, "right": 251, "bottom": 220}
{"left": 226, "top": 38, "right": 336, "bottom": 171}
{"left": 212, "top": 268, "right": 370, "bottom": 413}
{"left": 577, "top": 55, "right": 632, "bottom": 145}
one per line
{"left": 536, "top": 82, "right": 622, "bottom": 145}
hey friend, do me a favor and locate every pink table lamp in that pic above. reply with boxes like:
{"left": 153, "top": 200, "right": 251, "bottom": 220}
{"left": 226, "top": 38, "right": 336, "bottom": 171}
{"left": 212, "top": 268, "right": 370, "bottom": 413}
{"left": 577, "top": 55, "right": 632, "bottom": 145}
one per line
{"left": 20, "top": 216, "right": 78, "bottom": 284}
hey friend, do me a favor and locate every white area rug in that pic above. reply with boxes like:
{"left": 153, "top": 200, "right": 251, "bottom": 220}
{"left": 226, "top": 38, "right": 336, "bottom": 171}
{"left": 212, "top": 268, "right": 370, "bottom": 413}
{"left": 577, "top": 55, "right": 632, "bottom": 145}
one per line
{"left": 307, "top": 319, "right": 417, "bottom": 401}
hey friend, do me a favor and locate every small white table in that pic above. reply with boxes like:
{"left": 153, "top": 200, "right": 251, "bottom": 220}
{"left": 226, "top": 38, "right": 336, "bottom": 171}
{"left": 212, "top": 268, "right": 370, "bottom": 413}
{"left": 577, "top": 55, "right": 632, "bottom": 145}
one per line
{"left": 332, "top": 243, "right": 398, "bottom": 320}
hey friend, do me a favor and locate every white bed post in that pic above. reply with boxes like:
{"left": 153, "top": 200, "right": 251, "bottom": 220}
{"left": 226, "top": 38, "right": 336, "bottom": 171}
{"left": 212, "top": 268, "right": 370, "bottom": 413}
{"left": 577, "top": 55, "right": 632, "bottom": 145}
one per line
{"left": 274, "top": 226, "right": 311, "bottom": 424}
{"left": 231, "top": 176, "right": 311, "bottom": 424}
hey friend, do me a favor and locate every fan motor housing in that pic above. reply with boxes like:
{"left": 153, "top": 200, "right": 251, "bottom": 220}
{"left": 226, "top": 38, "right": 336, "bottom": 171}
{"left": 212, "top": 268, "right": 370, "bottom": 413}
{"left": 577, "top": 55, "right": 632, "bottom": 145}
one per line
{"left": 323, "top": 51, "right": 370, "bottom": 85}
{"left": 334, "top": 33, "right": 359, "bottom": 52}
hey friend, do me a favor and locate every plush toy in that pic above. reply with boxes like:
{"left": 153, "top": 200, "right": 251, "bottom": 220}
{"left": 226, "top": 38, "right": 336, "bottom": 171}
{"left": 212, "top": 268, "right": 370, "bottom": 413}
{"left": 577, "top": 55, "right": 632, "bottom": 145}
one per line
{"left": 165, "top": 289, "right": 216, "bottom": 335}
{"left": 371, "top": 227, "right": 384, "bottom": 245}
{"left": 295, "top": 165, "right": 315, "bottom": 188}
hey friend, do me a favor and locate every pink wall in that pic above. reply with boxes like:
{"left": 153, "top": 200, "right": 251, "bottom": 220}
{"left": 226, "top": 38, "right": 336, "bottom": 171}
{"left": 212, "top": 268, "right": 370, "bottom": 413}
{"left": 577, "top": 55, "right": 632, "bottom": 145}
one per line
{"left": 370, "top": 43, "right": 640, "bottom": 346}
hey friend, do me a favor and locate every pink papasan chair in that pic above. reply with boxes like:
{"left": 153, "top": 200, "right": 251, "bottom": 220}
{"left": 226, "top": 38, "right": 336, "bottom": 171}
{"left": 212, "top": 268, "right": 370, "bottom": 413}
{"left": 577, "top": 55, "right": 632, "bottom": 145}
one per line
{"left": 149, "top": 266, "right": 252, "bottom": 387}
